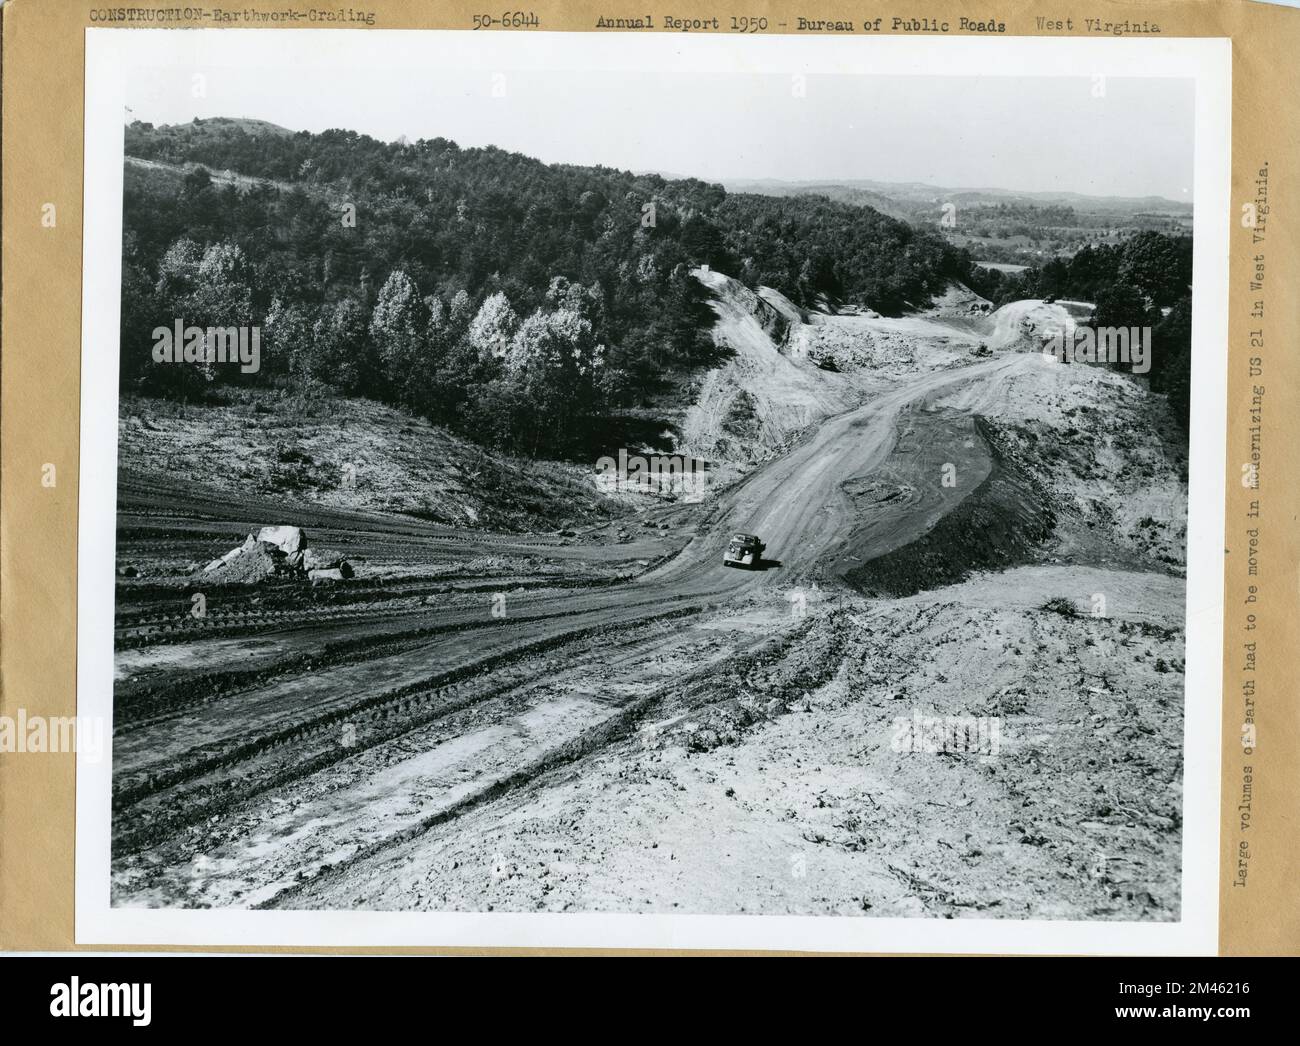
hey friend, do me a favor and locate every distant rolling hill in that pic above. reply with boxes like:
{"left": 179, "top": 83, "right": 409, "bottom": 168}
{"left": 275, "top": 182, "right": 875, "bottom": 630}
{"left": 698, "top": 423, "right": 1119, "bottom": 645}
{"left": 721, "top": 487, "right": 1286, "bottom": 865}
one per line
{"left": 722, "top": 177, "right": 1191, "bottom": 216}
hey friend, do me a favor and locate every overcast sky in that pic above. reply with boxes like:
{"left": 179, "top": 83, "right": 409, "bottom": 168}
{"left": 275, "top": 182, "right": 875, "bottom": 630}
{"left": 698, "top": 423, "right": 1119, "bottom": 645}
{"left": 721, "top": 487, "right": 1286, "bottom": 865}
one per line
{"left": 120, "top": 32, "right": 1196, "bottom": 201}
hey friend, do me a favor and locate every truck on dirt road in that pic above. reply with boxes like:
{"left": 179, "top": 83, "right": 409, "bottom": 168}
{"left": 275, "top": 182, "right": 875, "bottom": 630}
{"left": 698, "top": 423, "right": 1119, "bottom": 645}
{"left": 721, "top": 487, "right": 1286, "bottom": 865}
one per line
{"left": 723, "top": 532, "right": 765, "bottom": 569}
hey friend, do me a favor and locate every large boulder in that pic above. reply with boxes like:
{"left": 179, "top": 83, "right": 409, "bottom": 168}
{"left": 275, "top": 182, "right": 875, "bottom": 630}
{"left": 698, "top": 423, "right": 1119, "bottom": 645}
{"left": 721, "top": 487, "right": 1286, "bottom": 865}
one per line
{"left": 200, "top": 525, "right": 352, "bottom": 584}
{"left": 256, "top": 525, "right": 305, "bottom": 554}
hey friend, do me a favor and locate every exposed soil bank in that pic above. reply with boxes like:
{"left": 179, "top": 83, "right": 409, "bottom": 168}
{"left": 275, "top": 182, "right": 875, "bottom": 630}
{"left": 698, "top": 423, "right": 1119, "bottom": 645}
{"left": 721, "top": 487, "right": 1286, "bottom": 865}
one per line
{"left": 843, "top": 415, "right": 1054, "bottom": 597}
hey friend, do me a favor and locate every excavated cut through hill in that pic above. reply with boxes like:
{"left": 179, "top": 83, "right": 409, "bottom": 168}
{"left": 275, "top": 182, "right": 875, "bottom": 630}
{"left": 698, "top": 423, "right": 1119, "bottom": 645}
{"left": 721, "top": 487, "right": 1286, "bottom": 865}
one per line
{"left": 839, "top": 412, "right": 1055, "bottom": 596}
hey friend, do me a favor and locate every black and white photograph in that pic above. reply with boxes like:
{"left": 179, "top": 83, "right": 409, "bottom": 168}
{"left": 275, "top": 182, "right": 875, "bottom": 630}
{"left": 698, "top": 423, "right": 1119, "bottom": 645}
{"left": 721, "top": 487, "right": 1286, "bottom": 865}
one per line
{"left": 75, "top": 30, "right": 1229, "bottom": 953}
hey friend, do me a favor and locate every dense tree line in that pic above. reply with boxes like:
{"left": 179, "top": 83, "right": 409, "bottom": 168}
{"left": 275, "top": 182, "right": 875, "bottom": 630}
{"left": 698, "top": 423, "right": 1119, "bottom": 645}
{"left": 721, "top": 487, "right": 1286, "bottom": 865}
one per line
{"left": 715, "top": 194, "right": 972, "bottom": 313}
{"left": 121, "top": 118, "right": 973, "bottom": 455}
{"left": 969, "top": 231, "right": 1194, "bottom": 425}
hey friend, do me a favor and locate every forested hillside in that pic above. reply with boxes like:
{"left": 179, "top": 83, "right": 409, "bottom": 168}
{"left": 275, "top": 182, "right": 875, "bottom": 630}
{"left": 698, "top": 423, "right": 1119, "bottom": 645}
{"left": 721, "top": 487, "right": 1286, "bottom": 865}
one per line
{"left": 120, "top": 117, "right": 975, "bottom": 456}
{"left": 971, "top": 231, "right": 1194, "bottom": 424}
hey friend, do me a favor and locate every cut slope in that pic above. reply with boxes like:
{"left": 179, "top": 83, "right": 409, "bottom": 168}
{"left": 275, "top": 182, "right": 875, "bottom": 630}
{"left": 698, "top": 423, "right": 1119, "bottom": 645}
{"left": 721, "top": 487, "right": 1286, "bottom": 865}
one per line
{"left": 681, "top": 269, "right": 856, "bottom": 464}
{"left": 841, "top": 415, "right": 1054, "bottom": 596}
{"left": 930, "top": 355, "right": 1188, "bottom": 571}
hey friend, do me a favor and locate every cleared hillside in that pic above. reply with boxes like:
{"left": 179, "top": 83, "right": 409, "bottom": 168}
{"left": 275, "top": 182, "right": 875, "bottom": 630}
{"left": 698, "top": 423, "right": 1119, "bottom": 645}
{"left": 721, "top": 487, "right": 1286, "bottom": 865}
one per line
{"left": 118, "top": 392, "right": 631, "bottom": 533}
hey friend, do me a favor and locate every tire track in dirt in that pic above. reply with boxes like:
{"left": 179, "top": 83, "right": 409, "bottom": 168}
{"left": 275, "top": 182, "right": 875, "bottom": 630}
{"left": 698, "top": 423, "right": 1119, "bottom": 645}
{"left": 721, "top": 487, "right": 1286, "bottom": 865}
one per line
{"left": 112, "top": 601, "right": 719, "bottom": 855}
{"left": 111, "top": 327, "right": 1057, "bottom": 906}
{"left": 113, "top": 610, "right": 795, "bottom": 906}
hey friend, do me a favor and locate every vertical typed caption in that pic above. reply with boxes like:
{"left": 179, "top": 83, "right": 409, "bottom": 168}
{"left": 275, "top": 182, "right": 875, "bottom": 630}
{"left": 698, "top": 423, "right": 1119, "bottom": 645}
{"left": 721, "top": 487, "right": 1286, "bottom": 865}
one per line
{"left": 1233, "top": 161, "right": 1269, "bottom": 891}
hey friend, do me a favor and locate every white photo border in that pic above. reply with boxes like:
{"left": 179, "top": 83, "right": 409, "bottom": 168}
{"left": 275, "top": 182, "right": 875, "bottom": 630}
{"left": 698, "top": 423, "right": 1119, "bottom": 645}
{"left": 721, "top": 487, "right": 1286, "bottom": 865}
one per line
{"left": 77, "top": 28, "right": 1230, "bottom": 955}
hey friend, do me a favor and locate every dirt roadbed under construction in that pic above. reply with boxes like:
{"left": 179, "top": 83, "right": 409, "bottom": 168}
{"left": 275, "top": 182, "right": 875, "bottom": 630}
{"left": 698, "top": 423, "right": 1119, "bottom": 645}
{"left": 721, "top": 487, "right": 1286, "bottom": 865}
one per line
{"left": 110, "top": 294, "right": 1187, "bottom": 920}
